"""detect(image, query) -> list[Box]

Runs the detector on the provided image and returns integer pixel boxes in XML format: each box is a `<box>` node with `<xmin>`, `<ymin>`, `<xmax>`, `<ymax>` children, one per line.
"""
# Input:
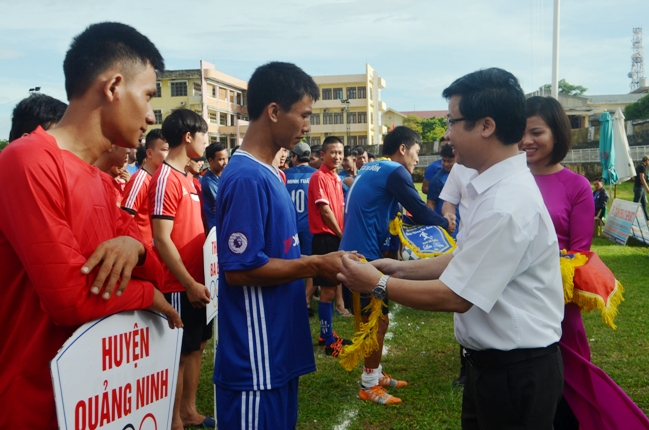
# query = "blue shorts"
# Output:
<box><xmin>298</xmin><ymin>230</ymin><xmax>313</xmax><ymax>256</ymax></box>
<box><xmin>216</xmin><ymin>377</ymin><xmax>299</xmax><ymax>430</ymax></box>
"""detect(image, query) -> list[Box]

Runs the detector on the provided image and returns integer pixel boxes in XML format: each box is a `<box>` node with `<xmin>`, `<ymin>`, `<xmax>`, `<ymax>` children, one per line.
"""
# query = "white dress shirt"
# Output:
<box><xmin>439</xmin><ymin>153</ymin><xmax>563</xmax><ymax>351</ymax></box>
<box><xmin>438</xmin><ymin>163</ymin><xmax>478</xmax><ymax>231</ymax></box>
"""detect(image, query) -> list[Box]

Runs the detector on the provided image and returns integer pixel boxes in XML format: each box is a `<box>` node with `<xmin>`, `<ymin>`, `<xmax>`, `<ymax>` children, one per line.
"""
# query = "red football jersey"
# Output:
<box><xmin>149</xmin><ymin>162</ymin><xmax>205</xmax><ymax>293</ymax></box>
<box><xmin>307</xmin><ymin>164</ymin><xmax>344</xmax><ymax>235</ymax></box>
<box><xmin>0</xmin><ymin>127</ymin><xmax>162</xmax><ymax>429</ymax></box>
<box><xmin>122</xmin><ymin>168</ymin><xmax>154</xmax><ymax>248</ymax></box>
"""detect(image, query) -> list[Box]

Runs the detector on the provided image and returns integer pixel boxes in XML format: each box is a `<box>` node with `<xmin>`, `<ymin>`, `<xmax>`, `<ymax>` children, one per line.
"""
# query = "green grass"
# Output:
<box><xmin>190</xmin><ymin>179</ymin><xmax>648</xmax><ymax>429</ymax></box>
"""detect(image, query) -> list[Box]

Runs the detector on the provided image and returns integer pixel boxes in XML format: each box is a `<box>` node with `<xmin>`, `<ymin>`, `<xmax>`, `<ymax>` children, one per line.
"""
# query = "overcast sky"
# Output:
<box><xmin>1</xmin><ymin>0</ymin><xmax>648</xmax><ymax>139</ymax></box>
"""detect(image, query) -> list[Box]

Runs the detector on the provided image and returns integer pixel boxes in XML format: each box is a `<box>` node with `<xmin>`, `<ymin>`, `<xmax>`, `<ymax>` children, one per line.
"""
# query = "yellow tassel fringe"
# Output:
<box><xmin>339</xmin><ymin>294</ymin><xmax>387</xmax><ymax>371</ymax></box>
<box><xmin>388</xmin><ymin>213</ymin><xmax>456</xmax><ymax>259</ymax></box>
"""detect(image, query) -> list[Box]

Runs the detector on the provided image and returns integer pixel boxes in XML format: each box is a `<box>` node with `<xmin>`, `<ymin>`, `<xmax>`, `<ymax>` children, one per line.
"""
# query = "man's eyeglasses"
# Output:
<box><xmin>446</xmin><ymin>117</ymin><xmax>467</xmax><ymax>128</ymax></box>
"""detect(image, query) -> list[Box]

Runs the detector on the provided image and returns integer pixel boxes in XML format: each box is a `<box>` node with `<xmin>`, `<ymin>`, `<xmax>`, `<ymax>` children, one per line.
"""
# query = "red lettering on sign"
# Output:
<box><xmin>101</xmin><ymin>327</ymin><xmax>150</xmax><ymax>371</ymax></box>
<box><xmin>212</xmin><ymin>240</ymin><xmax>216</xmax><ymax>255</ymax></box>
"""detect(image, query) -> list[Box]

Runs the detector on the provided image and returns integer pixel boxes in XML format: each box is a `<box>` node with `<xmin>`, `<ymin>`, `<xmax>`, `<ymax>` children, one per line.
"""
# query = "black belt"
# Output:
<box><xmin>462</xmin><ymin>343</ymin><xmax>559</xmax><ymax>369</ymax></box>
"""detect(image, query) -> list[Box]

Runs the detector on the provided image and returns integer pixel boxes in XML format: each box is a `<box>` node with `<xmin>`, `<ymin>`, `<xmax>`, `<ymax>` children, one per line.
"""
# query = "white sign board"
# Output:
<box><xmin>603</xmin><ymin>198</ymin><xmax>649</xmax><ymax>245</ymax></box>
<box><xmin>51</xmin><ymin>310</ymin><xmax>182</xmax><ymax>430</ymax></box>
<box><xmin>204</xmin><ymin>227</ymin><xmax>218</xmax><ymax>324</ymax></box>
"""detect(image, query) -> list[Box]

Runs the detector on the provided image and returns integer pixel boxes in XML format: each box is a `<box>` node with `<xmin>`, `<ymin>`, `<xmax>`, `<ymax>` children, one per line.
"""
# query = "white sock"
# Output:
<box><xmin>361</xmin><ymin>364</ymin><xmax>383</xmax><ymax>389</ymax></box>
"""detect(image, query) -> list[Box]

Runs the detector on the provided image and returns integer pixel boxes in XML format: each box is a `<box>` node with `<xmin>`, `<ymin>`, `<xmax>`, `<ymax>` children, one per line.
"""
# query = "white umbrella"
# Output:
<box><xmin>612</xmin><ymin>107</ymin><xmax>636</xmax><ymax>184</ymax></box>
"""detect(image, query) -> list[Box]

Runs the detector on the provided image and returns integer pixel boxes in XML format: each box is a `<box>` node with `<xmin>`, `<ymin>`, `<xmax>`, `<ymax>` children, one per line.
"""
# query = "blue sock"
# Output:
<box><xmin>319</xmin><ymin>301</ymin><xmax>335</xmax><ymax>346</ymax></box>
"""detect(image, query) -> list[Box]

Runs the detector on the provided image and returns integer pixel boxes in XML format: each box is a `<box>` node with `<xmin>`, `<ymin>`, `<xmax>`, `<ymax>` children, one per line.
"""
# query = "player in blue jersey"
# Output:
<box><xmin>284</xmin><ymin>141</ymin><xmax>318</xmax><ymax>317</ymax></box>
<box><xmin>213</xmin><ymin>62</ymin><xmax>345</xmax><ymax>430</ymax></box>
<box><xmin>339</xmin><ymin>125</ymin><xmax>454</xmax><ymax>405</ymax></box>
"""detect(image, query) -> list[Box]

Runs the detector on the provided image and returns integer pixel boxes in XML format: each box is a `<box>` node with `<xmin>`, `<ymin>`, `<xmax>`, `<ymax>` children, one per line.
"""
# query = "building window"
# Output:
<box><xmin>357</xmin><ymin>86</ymin><xmax>366</xmax><ymax>99</ymax></box>
<box><xmin>333</xmin><ymin>88</ymin><xmax>343</xmax><ymax>99</ymax></box>
<box><xmin>208</xmin><ymin>111</ymin><xmax>218</xmax><ymax>124</ymax></box>
<box><xmin>310</xmin><ymin>137</ymin><xmax>321</xmax><ymax>146</ymax></box>
<box><xmin>220</xmin><ymin>112</ymin><xmax>227</xmax><ymax>125</ymax></box>
<box><xmin>193</xmin><ymin>81</ymin><xmax>202</xmax><ymax>96</ymax></box>
<box><xmin>323</xmin><ymin>112</ymin><xmax>333</xmax><ymax>125</ymax></box>
<box><xmin>153</xmin><ymin>110</ymin><xmax>162</xmax><ymax>124</ymax></box>
<box><xmin>170</xmin><ymin>81</ymin><xmax>187</xmax><ymax>97</ymax></box>
<box><xmin>230</xmin><ymin>114</ymin><xmax>236</xmax><ymax>125</ymax></box>
<box><xmin>154</xmin><ymin>82</ymin><xmax>161</xmax><ymax>97</ymax></box>
<box><xmin>219</xmin><ymin>136</ymin><xmax>228</xmax><ymax>145</ymax></box>
<box><xmin>358</xmin><ymin>112</ymin><xmax>367</xmax><ymax>124</ymax></box>
<box><xmin>333</xmin><ymin>112</ymin><xmax>344</xmax><ymax>124</ymax></box>
<box><xmin>348</xmin><ymin>136</ymin><xmax>357</xmax><ymax>145</ymax></box>
<box><xmin>359</xmin><ymin>135</ymin><xmax>367</xmax><ymax>146</ymax></box>
<box><xmin>209</xmin><ymin>134</ymin><xmax>218</xmax><ymax>143</ymax></box>
<box><xmin>310</xmin><ymin>114</ymin><xmax>320</xmax><ymax>125</ymax></box>
<box><xmin>211</xmin><ymin>85</ymin><xmax>217</xmax><ymax>98</ymax></box>
<box><xmin>322</xmin><ymin>88</ymin><xmax>332</xmax><ymax>100</ymax></box>
<box><xmin>346</xmin><ymin>87</ymin><xmax>356</xmax><ymax>99</ymax></box>
<box><xmin>237</xmin><ymin>93</ymin><xmax>243</xmax><ymax>106</ymax></box>
<box><xmin>219</xmin><ymin>88</ymin><xmax>227</xmax><ymax>101</ymax></box>
<box><xmin>348</xmin><ymin>112</ymin><xmax>357</xmax><ymax>124</ymax></box>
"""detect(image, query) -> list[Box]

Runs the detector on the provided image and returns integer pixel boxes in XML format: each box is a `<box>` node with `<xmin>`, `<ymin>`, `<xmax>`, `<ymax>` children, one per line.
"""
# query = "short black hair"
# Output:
<box><xmin>440</xmin><ymin>144</ymin><xmax>455</xmax><ymax>158</ymax></box>
<box><xmin>353</xmin><ymin>145</ymin><xmax>366</xmax><ymax>156</ymax></box>
<box><xmin>206</xmin><ymin>142</ymin><xmax>227</xmax><ymax>161</ymax></box>
<box><xmin>310</xmin><ymin>145</ymin><xmax>322</xmax><ymax>158</ymax></box>
<box><xmin>63</xmin><ymin>22</ymin><xmax>164</xmax><ymax>100</ymax></box>
<box><xmin>145</xmin><ymin>128</ymin><xmax>164</xmax><ymax>150</ymax></box>
<box><xmin>382</xmin><ymin>126</ymin><xmax>421</xmax><ymax>156</ymax></box>
<box><xmin>247</xmin><ymin>62</ymin><xmax>319</xmax><ymax>121</ymax></box>
<box><xmin>161</xmin><ymin>109</ymin><xmax>208</xmax><ymax>148</ymax></box>
<box><xmin>442</xmin><ymin>68</ymin><xmax>526</xmax><ymax>145</ymax></box>
<box><xmin>135</xmin><ymin>145</ymin><xmax>147</xmax><ymax>165</ymax></box>
<box><xmin>593</xmin><ymin>176</ymin><xmax>605</xmax><ymax>183</ymax></box>
<box><xmin>344</xmin><ymin>146</ymin><xmax>353</xmax><ymax>157</ymax></box>
<box><xmin>9</xmin><ymin>93</ymin><xmax>67</xmax><ymax>141</ymax></box>
<box><xmin>322</xmin><ymin>136</ymin><xmax>343</xmax><ymax>153</ymax></box>
<box><xmin>525</xmin><ymin>96</ymin><xmax>572</xmax><ymax>165</ymax></box>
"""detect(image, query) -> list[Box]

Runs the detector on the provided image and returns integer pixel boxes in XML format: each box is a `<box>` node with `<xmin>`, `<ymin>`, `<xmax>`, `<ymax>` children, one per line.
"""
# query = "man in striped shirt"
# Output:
<box><xmin>121</xmin><ymin>128</ymin><xmax>169</xmax><ymax>248</ymax></box>
<box><xmin>148</xmin><ymin>109</ymin><xmax>213</xmax><ymax>430</ymax></box>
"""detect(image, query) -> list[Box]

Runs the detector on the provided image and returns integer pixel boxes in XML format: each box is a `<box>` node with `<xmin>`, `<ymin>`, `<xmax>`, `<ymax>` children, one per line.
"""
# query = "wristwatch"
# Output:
<box><xmin>373</xmin><ymin>274</ymin><xmax>390</xmax><ymax>300</ymax></box>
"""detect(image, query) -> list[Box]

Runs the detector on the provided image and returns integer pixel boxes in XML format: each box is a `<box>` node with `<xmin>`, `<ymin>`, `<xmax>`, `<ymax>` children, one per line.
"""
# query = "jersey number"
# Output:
<box><xmin>291</xmin><ymin>189</ymin><xmax>306</xmax><ymax>213</ymax></box>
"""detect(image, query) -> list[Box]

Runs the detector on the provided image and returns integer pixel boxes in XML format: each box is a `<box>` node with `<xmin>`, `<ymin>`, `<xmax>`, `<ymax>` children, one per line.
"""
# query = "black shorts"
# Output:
<box><xmin>311</xmin><ymin>233</ymin><xmax>340</xmax><ymax>287</ymax></box>
<box><xmin>165</xmin><ymin>291</ymin><xmax>213</xmax><ymax>353</ymax></box>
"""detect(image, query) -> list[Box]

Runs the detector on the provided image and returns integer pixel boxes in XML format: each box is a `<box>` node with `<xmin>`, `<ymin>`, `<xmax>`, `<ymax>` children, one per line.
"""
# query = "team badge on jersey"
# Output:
<box><xmin>228</xmin><ymin>232</ymin><xmax>248</xmax><ymax>254</ymax></box>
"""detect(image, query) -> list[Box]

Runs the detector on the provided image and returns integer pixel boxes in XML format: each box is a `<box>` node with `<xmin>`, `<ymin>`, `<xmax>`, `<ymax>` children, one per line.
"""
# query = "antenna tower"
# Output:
<box><xmin>629</xmin><ymin>27</ymin><xmax>645</xmax><ymax>91</ymax></box>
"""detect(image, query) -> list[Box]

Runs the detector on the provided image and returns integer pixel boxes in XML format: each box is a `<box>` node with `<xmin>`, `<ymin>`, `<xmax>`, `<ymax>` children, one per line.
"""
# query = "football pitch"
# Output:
<box><xmin>192</xmin><ymin>181</ymin><xmax>649</xmax><ymax>429</ymax></box>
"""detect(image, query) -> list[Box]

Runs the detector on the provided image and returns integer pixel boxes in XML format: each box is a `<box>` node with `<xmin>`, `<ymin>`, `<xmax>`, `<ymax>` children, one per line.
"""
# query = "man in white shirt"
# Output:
<box><xmin>338</xmin><ymin>67</ymin><xmax>564</xmax><ymax>429</ymax></box>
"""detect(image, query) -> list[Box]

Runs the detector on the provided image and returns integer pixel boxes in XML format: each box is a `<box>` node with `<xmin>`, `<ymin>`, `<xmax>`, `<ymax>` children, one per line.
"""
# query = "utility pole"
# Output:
<box><xmin>551</xmin><ymin>0</ymin><xmax>560</xmax><ymax>99</ymax></box>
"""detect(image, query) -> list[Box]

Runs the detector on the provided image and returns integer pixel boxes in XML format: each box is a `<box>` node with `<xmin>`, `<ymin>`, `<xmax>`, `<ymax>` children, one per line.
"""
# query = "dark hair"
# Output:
<box><xmin>382</xmin><ymin>126</ymin><xmax>421</xmax><ymax>156</ymax></box>
<box><xmin>310</xmin><ymin>145</ymin><xmax>322</xmax><ymax>158</ymax></box>
<box><xmin>442</xmin><ymin>68</ymin><xmax>526</xmax><ymax>145</ymax></box>
<box><xmin>145</xmin><ymin>128</ymin><xmax>164</xmax><ymax>150</ymax></box>
<box><xmin>135</xmin><ymin>145</ymin><xmax>147</xmax><ymax>165</ymax></box>
<box><xmin>231</xmin><ymin>145</ymin><xmax>240</xmax><ymax>156</ymax></box>
<box><xmin>642</xmin><ymin>156</ymin><xmax>649</xmax><ymax>162</ymax></box>
<box><xmin>9</xmin><ymin>93</ymin><xmax>67</xmax><ymax>141</ymax></box>
<box><xmin>353</xmin><ymin>145</ymin><xmax>366</xmax><ymax>156</ymax></box>
<box><xmin>322</xmin><ymin>136</ymin><xmax>343</xmax><ymax>153</ymax></box>
<box><xmin>440</xmin><ymin>144</ymin><xmax>455</xmax><ymax>158</ymax></box>
<box><xmin>593</xmin><ymin>176</ymin><xmax>605</xmax><ymax>183</ymax></box>
<box><xmin>247</xmin><ymin>62</ymin><xmax>319</xmax><ymax>121</ymax></box>
<box><xmin>344</xmin><ymin>145</ymin><xmax>353</xmax><ymax>157</ymax></box>
<box><xmin>206</xmin><ymin>142</ymin><xmax>227</xmax><ymax>160</ymax></box>
<box><xmin>161</xmin><ymin>109</ymin><xmax>208</xmax><ymax>148</ymax></box>
<box><xmin>367</xmin><ymin>153</ymin><xmax>376</xmax><ymax>160</ymax></box>
<box><xmin>63</xmin><ymin>22</ymin><xmax>164</xmax><ymax>100</ymax></box>
<box><xmin>525</xmin><ymin>96</ymin><xmax>572</xmax><ymax>165</ymax></box>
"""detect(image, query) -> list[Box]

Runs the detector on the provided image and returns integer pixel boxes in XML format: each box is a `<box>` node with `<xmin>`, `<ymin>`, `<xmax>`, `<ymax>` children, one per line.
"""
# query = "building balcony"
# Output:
<box><xmin>314</xmin><ymin>98</ymin><xmax>367</xmax><ymax>110</ymax></box>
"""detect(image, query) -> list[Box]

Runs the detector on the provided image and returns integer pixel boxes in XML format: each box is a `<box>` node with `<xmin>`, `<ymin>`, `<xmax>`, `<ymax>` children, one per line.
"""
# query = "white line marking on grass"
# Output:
<box><xmin>333</xmin><ymin>409</ymin><xmax>358</xmax><ymax>430</ymax></box>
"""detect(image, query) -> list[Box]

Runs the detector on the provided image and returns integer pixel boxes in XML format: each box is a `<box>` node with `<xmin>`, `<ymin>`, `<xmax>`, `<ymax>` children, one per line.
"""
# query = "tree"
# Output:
<box><xmin>0</xmin><ymin>139</ymin><xmax>8</xmax><ymax>152</ymax></box>
<box><xmin>402</xmin><ymin>114</ymin><xmax>422</xmax><ymax>134</ymax></box>
<box><xmin>624</xmin><ymin>93</ymin><xmax>649</xmax><ymax>121</ymax></box>
<box><xmin>540</xmin><ymin>79</ymin><xmax>588</xmax><ymax>96</ymax></box>
<box><xmin>420</xmin><ymin>117</ymin><xmax>447</xmax><ymax>142</ymax></box>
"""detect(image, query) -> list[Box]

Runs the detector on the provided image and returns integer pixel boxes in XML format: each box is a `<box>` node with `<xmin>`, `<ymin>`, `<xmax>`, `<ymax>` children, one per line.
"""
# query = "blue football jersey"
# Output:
<box><xmin>340</xmin><ymin>160</ymin><xmax>447</xmax><ymax>260</ymax></box>
<box><xmin>213</xmin><ymin>151</ymin><xmax>316</xmax><ymax>391</ymax></box>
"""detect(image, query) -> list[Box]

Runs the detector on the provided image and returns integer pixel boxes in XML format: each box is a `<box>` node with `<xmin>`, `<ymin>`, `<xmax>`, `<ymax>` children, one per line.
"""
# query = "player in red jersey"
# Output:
<box><xmin>122</xmin><ymin>129</ymin><xmax>169</xmax><ymax>247</ymax></box>
<box><xmin>149</xmin><ymin>108</ymin><xmax>213</xmax><ymax>430</ymax></box>
<box><xmin>0</xmin><ymin>22</ymin><xmax>182</xmax><ymax>430</ymax></box>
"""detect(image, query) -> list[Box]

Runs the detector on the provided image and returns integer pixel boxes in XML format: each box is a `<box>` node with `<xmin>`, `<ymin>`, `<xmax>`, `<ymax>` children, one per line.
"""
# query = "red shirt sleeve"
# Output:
<box><xmin>0</xmin><ymin>136</ymin><xmax>155</xmax><ymax>327</ymax></box>
<box><xmin>122</xmin><ymin>170</ymin><xmax>146</xmax><ymax>214</ymax></box>
<box><xmin>151</xmin><ymin>165</ymin><xmax>181</xmax><ymax>219</ymax></box>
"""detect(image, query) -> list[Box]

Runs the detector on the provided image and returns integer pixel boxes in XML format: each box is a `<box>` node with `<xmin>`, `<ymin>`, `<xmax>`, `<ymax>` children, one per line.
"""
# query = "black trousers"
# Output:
<box><xmin>461</xmin><ymin>344</ymin><xmax>564</xmax><ymax>430</ymax></box>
